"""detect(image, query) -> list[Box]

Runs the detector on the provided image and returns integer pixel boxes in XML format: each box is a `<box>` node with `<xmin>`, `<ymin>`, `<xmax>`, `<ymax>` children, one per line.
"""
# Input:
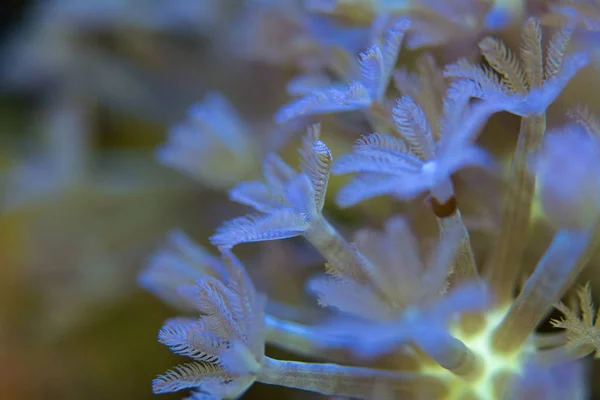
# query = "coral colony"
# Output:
<box><xmin>138</xmin><ymin>1</ymin><xmax>600</xmax><ymax>399</ymax></box>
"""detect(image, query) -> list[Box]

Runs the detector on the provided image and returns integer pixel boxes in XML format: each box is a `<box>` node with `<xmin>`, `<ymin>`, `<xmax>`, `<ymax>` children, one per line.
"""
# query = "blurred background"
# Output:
<box><xmin>1</xmin><ymin>1</ymin><xmax>600</xmax><ymax>399</ymax></box>
<box><xmin>0</xmin><ymin>1</ymin><xmax>301</xmax><ymax>399</ymax></box>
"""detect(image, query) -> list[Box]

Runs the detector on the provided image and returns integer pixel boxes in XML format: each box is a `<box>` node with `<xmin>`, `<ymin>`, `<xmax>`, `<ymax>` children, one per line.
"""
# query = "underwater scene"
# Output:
<box><xmin>2</xmin><ymin>1</ymin><xmax>600</xmax><ymax>399</ymax></box>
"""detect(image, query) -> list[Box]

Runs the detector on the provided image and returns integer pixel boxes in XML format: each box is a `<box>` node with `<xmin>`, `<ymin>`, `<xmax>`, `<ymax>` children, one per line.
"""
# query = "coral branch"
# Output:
<box><xmin>485</xmin><ymin>114</ymin><xmax>546</xmax><ymax>304</ymax></box>
<box><xmin>258</xmin><ymin>356</ymin><xmax>447</xmax><ymax>399</ymax></box>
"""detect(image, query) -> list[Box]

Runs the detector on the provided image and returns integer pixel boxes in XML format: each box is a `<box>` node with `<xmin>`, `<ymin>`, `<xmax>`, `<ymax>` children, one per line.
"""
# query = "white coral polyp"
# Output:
<box><xmin>533</xmin><ymin>125</ymin><xmax>600</xmax><ymax>230</ymax></box>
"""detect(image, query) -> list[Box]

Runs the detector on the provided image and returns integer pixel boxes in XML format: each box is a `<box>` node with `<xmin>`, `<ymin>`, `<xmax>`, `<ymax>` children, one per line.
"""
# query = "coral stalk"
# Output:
<box><xmin>264</xmin><ymin>314</ymin><xmax>351</xmax><ymax>362</ymax></box>
<box><xmin>492</xmin><ymin>228</ymin><xmax>591</xmax><ymax>353</ymax></box>
<box><xmin>485</xmin><ymin>114</ymin><xmax>547</xmax><ymax>303</ymax></box>
<box><xmin>257</xmin><ymin>356</ymin><xmax>446</xmax><ymax>398</ymax></box>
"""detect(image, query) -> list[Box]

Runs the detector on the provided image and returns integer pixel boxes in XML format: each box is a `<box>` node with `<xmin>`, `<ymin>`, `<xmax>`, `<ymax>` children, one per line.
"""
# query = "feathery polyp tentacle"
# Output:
<box><xmin>333</xmin><ymin>150</ymin><xmax>422</xmax><ymax>176</ymax></box>
<box><xmin>274</xmin><ymin>82</ymin><xmax>372</xmax><ymax>124</ymax></box>
<box><xmin>436</xmin><ymin>211</ymin><xmax>479</xmax><ymax>285</ymax></box>
<box><xmin>210</xmin><ymin>211</ymin><xmax>310</xmax><ymax>249</ymax></box>
<box><xmin>274</xmin><ymin>19</ymin><xmax>408</xmax><ymax>124</ymax></box>
<box><xmin>138</xmin><ymin>230</ymin><xmax>226</xmax><ymax>311</ymax></box>
<box><xmin>333</xmin><ymin>88</ymin><xmax>497</xmax><ymax>208</ymax></box>
<box><xmin>152</xmin><ymin>362</ymin><xmax>228</xmax><ymax>394</ymax></box>
<box><xmin>333</xmin><ymin>132</ymin><xmax>422</xmax><ymax>176</ymax></box>
<box><xmin>523</xmin><ymin>52</ymin><xmax>590</xmax><ymax>116</ymax></box>
<box><xmin>544</xmin><ymin>284</ymin><xmax>600</xmax><ymax>361</ymax></box>
<box><xmin>308</xmin><ymin>274</ymin><xmax>394</xmax><ymax>320</ymax></box>
<box><xmin>318</xmin><ymin>283</ymin><xmax>492</xmax><ymax>362</ymax></box>
<box><xmin>262</xmin><ymin>153</ymin><xmax>297</xmax><ymax>194</ymax></box>
<box><xmin>229</xmin><ymin>181</ymin><xmax>282</xmax><ymax>213</ymax></box>
<box><xmin>394</xmin><ymin>53</ymin><xmax>445</xmax><ymax>138</ymax></box>
<box><xmin>393</xmin><ymin>96</ymin><xmax>436</xmax><ymax>160</ymax></box>
<box><xmin>158</xmin><ymin>320</ymin><xmax>224</xmax><ymax>362</ymax></box>
<box><xmin>367</xmin><ymin>17</ymin><xmax>410</xmax><ymax>101</ymax></box>
<box><xmin>520</xmin><ymin>17</ymin><xmax>543</xmax><ymax>88</ymax></box>
<box><xmin>157</xmin><ymin>92</ymin><xmax>257</xmax><ymax>188</ymax></box>
<box><xmin>544</xmin><ymin>25</ymin><xmax>575</xmax><ymax>81</ymax></box>
<box><xmin>300</xmin><ymin>125</ymin><xmax>333</xmax><ymax>213</ymax></box>
<box><xmin>443</xmin><ymin>59</ymin><xmax>509</xmax><ymax>99</ymax></box>
<box><xmin>479</xmin><ymin>36</ymin><xmax>528</xmax><ymax>94</ymax></box>
<box><xmin>334</xmin><ymin>172</ymin><xmax>424</xmax><ymax>207</ymax></box>
<box><xmin>568</xmin><ymin>104</ymin><xmax>600</xmax><ymax>138</ymax></box>
<box><xmin>359</xmin><ymin>44</ymin><xmax>385</xmax><ymax>100</ymax></box>
<box><xmin>149</xmin><ymin>244</ymin><xmax>268</xmax><ymax>397</ymax></box>
<box><xmin>285</xmin><ymin>173</ymin><xmax>319</xmax><ymax>220</ymax></box>
<box><xmin>445</xmin><ymin>18</ymin><xmax>587</xmax><ymax>118</ymax></box>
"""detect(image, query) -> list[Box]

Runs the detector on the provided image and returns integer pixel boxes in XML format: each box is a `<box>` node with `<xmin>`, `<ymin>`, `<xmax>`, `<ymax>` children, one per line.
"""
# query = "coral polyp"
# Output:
<box><xmin>139</xmin><ymin>1</ymin><xmax>600</xmax><ymax>399</ymax></box>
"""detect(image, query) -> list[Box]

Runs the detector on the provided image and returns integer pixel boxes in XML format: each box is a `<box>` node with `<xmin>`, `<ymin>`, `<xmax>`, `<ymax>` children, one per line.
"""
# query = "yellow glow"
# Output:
<box><xmin>420</xmin><ymin>307</ymin><xmax>532</xmax><ymax>399</ymax></box>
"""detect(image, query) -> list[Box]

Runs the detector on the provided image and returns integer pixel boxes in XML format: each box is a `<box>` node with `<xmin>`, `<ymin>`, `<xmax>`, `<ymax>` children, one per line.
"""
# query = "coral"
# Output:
<box><xmin>140</xmin><ymin>2</ymin><xmax>600</xmax><ymax>399</ymax></box>
<box><xmin>156</xmin><ymin>93</ymin><xmax>261</xmax><ymax>189</ymax></box>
